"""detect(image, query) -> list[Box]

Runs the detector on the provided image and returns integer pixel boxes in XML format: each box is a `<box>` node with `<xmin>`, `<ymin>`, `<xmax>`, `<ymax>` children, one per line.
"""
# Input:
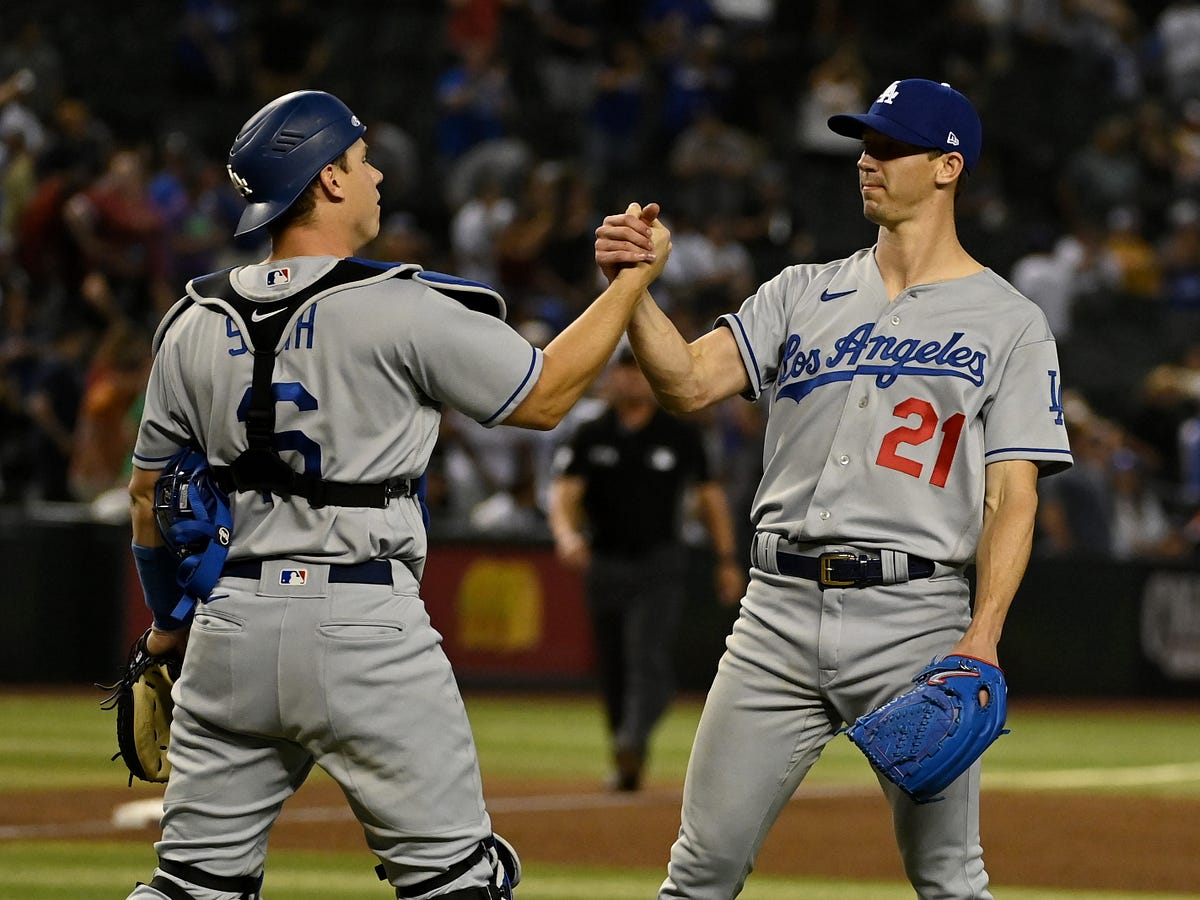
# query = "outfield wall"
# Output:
<box><xmin>2</xmin><ymin>515</ymin><xmax>1199</xmax><ymax>697</ymax></box>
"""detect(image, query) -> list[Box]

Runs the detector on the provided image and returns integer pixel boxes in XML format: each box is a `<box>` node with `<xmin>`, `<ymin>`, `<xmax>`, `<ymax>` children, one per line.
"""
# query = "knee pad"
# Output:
<box><xmin>386</xmin><ymin>834</ymin><xmax>520</xmax><ymax>899</ymax></box>
<box><xmin>142</xmin><ymin>858</ymin><xmax>264</xmax><ymax>900</ymax></box>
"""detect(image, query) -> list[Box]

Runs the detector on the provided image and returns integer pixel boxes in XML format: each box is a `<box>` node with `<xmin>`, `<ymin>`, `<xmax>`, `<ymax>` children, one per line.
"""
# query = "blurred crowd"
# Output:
<box><xmin>2</xmin><ymin>0</ymin><xmax>1200</xmax><ymax>561</ymax></box>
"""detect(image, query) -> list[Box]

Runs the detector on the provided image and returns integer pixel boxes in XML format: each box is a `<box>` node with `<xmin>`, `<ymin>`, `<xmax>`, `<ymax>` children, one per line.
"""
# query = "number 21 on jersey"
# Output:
<box><xmin>875</xmin><ymin>397</ymin><xmax>965</xmax><ymax>489</ymax></box>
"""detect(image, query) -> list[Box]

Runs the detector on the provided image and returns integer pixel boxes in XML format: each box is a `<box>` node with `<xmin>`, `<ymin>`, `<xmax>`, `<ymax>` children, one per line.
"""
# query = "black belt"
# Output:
<box><xmin>222</xmin><ymin>559</ymin><xmax>393</xmax><ymax>585</ymax></box>
<box><xmin>776</xmin><ymin>550</ymin><xmax>936</xmax><ymax>588</ymax></box>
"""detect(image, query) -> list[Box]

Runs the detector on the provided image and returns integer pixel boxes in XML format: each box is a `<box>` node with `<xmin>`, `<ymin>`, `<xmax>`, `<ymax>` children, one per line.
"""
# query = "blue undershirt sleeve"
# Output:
<box><xmin>132</xmin><ymin>542</ymin><xmax>192</xmax><ymax>630</ymax></box>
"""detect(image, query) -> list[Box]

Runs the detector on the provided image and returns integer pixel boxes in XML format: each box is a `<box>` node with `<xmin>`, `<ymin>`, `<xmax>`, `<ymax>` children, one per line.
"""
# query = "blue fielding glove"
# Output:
<box><xmin>846</xmin><ymin>654</ymin><xmax>1008</xmax><ymax>803</ymax></box>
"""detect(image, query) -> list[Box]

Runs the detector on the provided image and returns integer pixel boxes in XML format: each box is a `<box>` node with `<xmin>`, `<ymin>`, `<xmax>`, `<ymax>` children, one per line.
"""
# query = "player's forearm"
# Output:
<box><xmin>626</xmin><ymin>292</ymin><xmax>717</xmax><ymax>414</ymax></box>
<box><xmin>129</xmin><ymin>466</ymin><xmax>163</xmax><ymax>547</ymax></box>
<box><xmin>964</xmin><ymin>462</ymin><xmax>1039</xmax><ymax>655</ymax></box>
<box><xmin>508</xmin><ymin>269</ymin><xmax>650</xmax><ymax>429</ymax></box>
<box><xmin>545</xmin><ymin>271</ymin><xmax>654</xmax><ymax>421</ymax></box>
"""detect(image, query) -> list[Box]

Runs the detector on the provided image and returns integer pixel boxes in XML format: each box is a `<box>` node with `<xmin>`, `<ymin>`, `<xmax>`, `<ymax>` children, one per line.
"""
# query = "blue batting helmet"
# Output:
<box><xmin>227</xmin><ymin>90</ymin><xmax>366</xmax><ymax>238</ymax></box>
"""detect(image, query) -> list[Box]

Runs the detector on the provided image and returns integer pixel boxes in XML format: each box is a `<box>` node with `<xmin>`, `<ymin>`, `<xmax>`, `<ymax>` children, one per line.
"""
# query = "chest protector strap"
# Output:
<box><xmin>193</xmin><ymin>259</ymin><xmax>415</xmax><ymax>508</ymax></box>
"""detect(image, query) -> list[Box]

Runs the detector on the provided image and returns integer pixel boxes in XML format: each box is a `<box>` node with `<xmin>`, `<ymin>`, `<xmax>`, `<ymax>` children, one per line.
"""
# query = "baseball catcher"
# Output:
<box><xmin>101</xmin><ymin>449</ymin><xmax>230</xmax><ymax>785</ymax></box>
<box><xmin>846</xmin><ymin>654</ymin><xmax>1008</xmax><ymax>803</ymax></box>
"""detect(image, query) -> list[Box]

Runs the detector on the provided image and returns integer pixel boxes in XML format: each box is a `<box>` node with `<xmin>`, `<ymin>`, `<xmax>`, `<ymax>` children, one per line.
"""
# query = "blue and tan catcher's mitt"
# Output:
<box><xmin>99</xmin><ymin>629</ymin><xmax>182</xmax><ymax>785</ymax></box>
<box><xmin>846</xmin><ymin>654</ymin><xmax>1008</xmax><ymax>803</ymax></box>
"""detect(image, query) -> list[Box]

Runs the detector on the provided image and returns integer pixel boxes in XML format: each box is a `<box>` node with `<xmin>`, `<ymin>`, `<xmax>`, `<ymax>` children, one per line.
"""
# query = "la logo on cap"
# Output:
<box><xmin>877</xmin><ymin>81</ymin><xmax>901</xmax><ymax>104</ymax></box>
<box><xmin>227</xmin><ymin>165</ymin><xmax>252</xmax><ymax>198</ymax></box>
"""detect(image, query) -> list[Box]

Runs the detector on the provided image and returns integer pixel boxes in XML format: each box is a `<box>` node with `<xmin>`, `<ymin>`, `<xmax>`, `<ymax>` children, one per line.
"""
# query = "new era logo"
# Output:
<box><xmin>280</xmin><ymin>569</ymin><xmax>308</xmax><ymax>585</ymax></box>
<box><xmin>946</xmin><ymin>131</ymin><xmax>960</xmax><ymax>147</ymax></box>
<box><xmin>266</xmin><ymin>267</ymin><xmax>290</xmax><ymax>286</ymax></box>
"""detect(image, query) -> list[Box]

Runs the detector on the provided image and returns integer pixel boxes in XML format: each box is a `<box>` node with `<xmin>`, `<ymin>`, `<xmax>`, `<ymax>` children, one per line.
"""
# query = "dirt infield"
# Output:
<box><xmin>5</xmin><ymin>778</ymin><xmax>1198</xmax><ymax>893</ymax></box>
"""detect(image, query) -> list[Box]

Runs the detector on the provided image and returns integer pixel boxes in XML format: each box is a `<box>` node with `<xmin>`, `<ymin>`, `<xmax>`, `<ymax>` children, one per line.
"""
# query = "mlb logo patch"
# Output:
<box><xmin>279</xmin><ymin>568</ymin><xmax>308</xmax><ymax>585</ymax></box>
<box><xmin>266</xmin><ymin>267</ymin><xmax>291</xmax><ymax>287</ymax></box>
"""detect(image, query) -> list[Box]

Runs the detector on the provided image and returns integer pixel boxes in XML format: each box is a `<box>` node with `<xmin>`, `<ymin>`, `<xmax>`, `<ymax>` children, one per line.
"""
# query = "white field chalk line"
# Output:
<box><xmin>2</xmin><ymin>763</ymin><xmax>1198</xmax><ymax>841</ymax></box>
<box><xmin>0</xmin><ymin>819</ymin><xmax>117</xmax><ymax>840</ymax></box>
<box><xmin>983</xmin><ymin>760</ymin><xmax>1200</xmax><ymax>790</ymax></box>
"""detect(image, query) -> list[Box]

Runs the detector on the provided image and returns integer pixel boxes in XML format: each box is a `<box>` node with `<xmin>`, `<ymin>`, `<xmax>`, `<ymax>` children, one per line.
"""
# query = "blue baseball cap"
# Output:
<box><xmin>828</xmin><ymin>78</ymin><xmax>982</xmax><ymax>173</ymax></box>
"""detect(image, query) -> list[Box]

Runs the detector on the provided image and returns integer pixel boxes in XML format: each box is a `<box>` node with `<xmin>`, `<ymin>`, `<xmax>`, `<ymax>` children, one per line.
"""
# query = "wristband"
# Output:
<box><xmin>132</xmin><ymin>542</ymin><xmax>192</xmax><ymax>630</ymax></box>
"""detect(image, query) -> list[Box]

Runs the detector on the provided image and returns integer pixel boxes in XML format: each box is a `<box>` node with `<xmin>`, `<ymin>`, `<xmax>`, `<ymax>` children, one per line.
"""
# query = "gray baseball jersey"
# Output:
<box><xmin>659</xmin><ymin>248</ymin><xmax>1073</xmax><ymax>900</ymax></box>
<box><xmin>718</xmin><ymin>247</ymin><xmax>1072</xmax><ymax>566</ymax></box>
<box><xmin>134</xmin><ymin>255</ymin><xmax>542</xmax><ymax>569</ymax></box>
<box><xmin>128</xmin><ymin>256</ymin><xmax>539</xmax><ymax>898</ymax></box>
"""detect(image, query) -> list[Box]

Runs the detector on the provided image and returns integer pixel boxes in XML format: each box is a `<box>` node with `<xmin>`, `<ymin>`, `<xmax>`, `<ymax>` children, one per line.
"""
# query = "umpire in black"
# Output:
<box><xmin>548</xmin><ymin>344</ymin><xmax>743</xmax><ymax>790</ymax></box>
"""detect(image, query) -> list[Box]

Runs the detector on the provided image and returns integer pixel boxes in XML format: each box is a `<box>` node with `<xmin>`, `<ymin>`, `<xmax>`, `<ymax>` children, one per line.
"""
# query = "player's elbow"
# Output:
<box><xmin>654</xmin><ymin>381</ymin><xmax>719</xmax><ymax>416</ymax></box>
<box><xmin>128</xmin><ymin>467</ymin><xmax>160</xmax><ymax>532</ymax></box>
<box><xmin>659</xmin><ymin>393</ymin><xmax>703</xmax><ymax>415</ymax></box>
<box><xmin>520</xmin><ymin>413</ymin><xmax>561</xmax><ymax>432</ymax></box>
<box><xmin>503</xmin><ymin>396</ymin><xmax>565</xmax><ymax>431</ymax></box>
<box><xmin>647</xmin><ymin>349</ymin><xmax>738</xmax><ymax>415</ymax></box>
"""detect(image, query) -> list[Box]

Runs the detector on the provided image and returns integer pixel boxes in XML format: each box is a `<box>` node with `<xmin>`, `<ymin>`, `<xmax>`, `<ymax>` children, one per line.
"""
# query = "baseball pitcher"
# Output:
<box><xmin>596</xmin><ymin>78</ymin><xmax>1072</xmax><ymax>899</ymax></box>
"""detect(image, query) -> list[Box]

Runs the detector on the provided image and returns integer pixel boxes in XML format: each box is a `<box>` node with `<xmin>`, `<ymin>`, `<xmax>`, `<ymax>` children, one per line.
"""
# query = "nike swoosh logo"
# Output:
<box><xmin>819</xmin><ymin>288</ymin><xmax>857</xmax><ymax>302</ymax></box>
<box><xmin>250</xmin><ymin>307</ymin><xmax>288</xmax><ymax>322</ymax></box>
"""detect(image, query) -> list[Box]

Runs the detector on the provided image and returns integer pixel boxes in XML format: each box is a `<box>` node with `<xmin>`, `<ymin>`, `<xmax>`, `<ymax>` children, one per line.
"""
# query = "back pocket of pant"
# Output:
<box><xmin>318</xmin><ymin>620</ymin><xmax>406</xmax><ymax>641</ymax></box>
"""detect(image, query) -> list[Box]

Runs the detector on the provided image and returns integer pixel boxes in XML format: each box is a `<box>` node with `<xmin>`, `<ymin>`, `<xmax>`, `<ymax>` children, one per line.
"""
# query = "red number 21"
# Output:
<box><xmin>875</xmin><ymin>397</ymin><xmax>966</xmax><ymax>489</ymax></box>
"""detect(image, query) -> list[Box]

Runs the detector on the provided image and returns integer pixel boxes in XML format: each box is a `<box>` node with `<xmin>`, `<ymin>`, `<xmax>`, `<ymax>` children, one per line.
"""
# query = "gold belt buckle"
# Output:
<box><xmin>818</xmin><ymin>552</ymin><xmax>859</xmax><ymax>587</ymax></box>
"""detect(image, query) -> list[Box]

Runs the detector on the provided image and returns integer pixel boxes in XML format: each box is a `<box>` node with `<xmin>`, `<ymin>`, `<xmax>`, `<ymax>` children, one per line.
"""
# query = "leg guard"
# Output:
<box><xmin>139</xmin><ymin>858</ymin><xmax>264</xmax><ymax>900</ymax></box>
<box><xmin>134</xmin><ymin>878</ymin><xmax>192</xmax><ymax>900</ymax></box>
<box><xmin>383</xmin><ymin>835</ymin><xmax>520</xmax><ymax>899</ymax></box>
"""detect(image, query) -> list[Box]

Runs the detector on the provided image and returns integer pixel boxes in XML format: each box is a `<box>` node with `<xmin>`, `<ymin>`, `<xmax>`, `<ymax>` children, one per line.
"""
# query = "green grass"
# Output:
<box><xmin>2</xmin><ymin>693</ymin><xmax>1199</xmax><ymax>795</ymax></box>
<box><xmin>2</xmin><ymin>692</ymin><xmax>1199</xmax><ymax>898</ymax></box>
<box><xmin>2</xmin><ymin>843</ymin><xmax>1198</xmax><ymax>900</ymax></box>
<box><xmin>0</xmin><ymin>693</ymin><xmax>131</xmax><ymax>790</ymax></box>
<box><xmin>976</xmin><ymin>705</ymin><xmax>1200</xmax><ymax>797</ymax></box>
<box><xmin>2</xmin><ymin>842</ymin><xmax>1200</xmax><ymax>900</ymax></box>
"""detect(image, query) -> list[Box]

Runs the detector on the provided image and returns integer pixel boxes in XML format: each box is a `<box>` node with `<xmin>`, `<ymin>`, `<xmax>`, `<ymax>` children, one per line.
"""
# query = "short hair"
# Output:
<box><xmin>926</xmin><ymin>148</ymin><xmax>967</xmax><ymax>197</ymax></box>
<box><xmin>266</xmin><ymin>150</ymin><xmax>351</xmax><ymax>241</ymax></box>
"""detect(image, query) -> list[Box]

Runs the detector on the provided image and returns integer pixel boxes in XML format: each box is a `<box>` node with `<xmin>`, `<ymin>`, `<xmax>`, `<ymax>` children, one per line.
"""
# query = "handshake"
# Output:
<box><xmin>595</xmin><ymin>201</ymin><xmax>673</xmax><ymax>287</ymax></box>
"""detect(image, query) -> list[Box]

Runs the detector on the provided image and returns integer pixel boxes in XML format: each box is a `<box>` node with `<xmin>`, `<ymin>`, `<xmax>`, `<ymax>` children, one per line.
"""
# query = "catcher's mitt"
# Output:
<box><xmin>845</xmin><ymin>654</ymin><xmax>1007</xmax><ymax>804</ymax></box>
<box><xmin>99</xmin><ymin>629</ymin><xmax>183</xmax><ymax>785</ymax></box>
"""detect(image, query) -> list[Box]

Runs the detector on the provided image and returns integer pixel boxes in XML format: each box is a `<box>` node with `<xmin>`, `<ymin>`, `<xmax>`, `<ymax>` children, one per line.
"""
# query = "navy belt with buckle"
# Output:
<box><xmin>222</xmin><ymin>559</ymin><xmax>393</xmax><ymax>585</ymax></box>
<box><xmin>776</xmin><ymin>550</ymin><xmax>936</xmax><ymax>588</ymax></box>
